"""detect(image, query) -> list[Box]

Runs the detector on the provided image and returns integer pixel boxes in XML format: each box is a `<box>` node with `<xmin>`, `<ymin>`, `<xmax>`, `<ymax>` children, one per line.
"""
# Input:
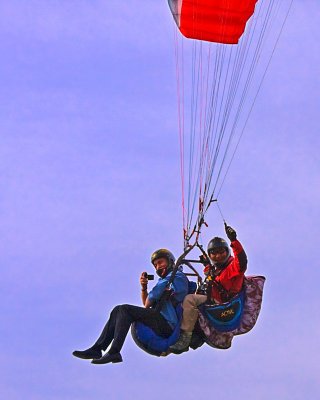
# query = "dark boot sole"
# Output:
<box><xmin>91</xmin><ymin>353</ymin><xmax>123</xmax><ymax>364</ymax></box>
<box><xmin>168</xmin><ymin>347</ymin><xmax>189</xmax><ymax>355</ymax></box>
<box><xmin>72</xmin><ymin>351</ymin><xmax>102</xmax><ymax>360</ymax></box>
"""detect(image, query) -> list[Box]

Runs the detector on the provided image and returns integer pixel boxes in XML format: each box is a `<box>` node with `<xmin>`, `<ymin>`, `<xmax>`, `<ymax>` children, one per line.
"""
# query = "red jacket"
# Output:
<box><xmin>203</xmin><ymin>240</ymin><xmax>247</xmax><ymax>303</ymax></box>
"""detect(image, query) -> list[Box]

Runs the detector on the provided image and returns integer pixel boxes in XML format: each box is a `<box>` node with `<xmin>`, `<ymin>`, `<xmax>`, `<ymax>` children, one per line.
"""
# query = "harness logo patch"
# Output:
<box><xmin>220</xmin><ymin>309</ymin><xmax>235</xmax><ymax>318</ymax></box>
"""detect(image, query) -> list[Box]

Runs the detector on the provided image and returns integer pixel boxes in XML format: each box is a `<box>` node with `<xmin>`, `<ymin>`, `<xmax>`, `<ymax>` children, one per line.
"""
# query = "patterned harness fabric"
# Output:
<box><xmin>198</xmin><ymin>276</ymin><xmax>266</xmax><ymax>349</ymax></box>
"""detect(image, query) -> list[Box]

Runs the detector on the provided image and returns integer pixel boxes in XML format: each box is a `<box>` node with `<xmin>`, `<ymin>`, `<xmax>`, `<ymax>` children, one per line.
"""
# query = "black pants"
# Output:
<box><xmin>93</xmin><ymin>304</ymin><xmax>173</xmax><ymax>354</ymax></box>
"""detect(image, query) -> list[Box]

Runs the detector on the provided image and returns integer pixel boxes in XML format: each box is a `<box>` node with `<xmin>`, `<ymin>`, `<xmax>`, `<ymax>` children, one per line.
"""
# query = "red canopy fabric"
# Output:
<box><xmin>169</xmin><ymin>0</ymin><xmax>259</xmax><ymax>44</ymax></box>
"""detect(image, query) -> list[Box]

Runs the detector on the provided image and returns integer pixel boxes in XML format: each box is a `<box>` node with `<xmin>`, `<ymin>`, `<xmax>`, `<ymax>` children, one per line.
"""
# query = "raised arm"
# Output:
<box><xmin>225</xmin><ymin>223</ymin><xmax>247</xmax><ymax>272</ymax></box>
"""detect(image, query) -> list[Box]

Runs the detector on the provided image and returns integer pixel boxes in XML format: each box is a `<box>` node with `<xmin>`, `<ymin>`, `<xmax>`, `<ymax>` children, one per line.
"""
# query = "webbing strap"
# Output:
<box><xmin>154</xmin><ymin>245</ymin><xmax>196</xmax><ymax>313</ymax></box>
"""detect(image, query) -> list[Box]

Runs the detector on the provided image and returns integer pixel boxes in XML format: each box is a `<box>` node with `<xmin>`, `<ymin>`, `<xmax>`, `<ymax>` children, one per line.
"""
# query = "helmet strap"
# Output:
<box><xmin>156</xmin><ymin>267</ymin><xmax>168</xmax><ymax>278</ymax></box>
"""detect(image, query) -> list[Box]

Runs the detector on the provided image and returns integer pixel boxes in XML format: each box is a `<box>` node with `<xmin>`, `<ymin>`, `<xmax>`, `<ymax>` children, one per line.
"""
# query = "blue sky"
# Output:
<box><xmin>1</xmin><ymin>1</ymin><xmax>319</xmax><ymax>399</ymax></box>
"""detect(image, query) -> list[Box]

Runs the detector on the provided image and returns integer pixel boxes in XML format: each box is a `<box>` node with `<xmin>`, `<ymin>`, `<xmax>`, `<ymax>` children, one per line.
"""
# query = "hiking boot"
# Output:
<box><xmin>169</xmin><ymin>331</ymin><xmax>192</xmax><ymax>354</ymax></box>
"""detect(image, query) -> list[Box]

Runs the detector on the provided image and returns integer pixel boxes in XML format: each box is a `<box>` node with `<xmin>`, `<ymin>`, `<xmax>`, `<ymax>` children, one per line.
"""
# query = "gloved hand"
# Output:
<box><xmin>224</xmin><ymin>223</ymin><xmax>237</xmax><ymax>241</ymax></box>
<box><xmin>199</xmin><ymin>254</ymin><xmax>210</xmax><ymax>266</ymax></box>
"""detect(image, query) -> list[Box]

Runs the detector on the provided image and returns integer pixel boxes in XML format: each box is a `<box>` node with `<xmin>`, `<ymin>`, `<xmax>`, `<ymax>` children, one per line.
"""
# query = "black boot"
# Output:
<box><xmin>91</xmin><ymin>352</ymin><xmax>123</xmax><ymax>364</ymax></box>
<box><xmin>72</xmin><ymin>346</ymin><xmax>102</xmax><ymax>360</ymax></box>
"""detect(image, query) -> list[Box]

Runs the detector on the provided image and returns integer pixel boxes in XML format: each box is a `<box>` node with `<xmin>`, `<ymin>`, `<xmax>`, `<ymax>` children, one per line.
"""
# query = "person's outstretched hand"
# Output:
<box><xmin>224</xmin><ymin>223</ymin><xmax>237</xmax><ymax>241</ymax></box>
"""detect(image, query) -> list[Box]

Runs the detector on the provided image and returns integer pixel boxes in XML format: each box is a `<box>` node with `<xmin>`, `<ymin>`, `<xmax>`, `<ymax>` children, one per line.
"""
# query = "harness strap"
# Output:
<box><xmin>212</xmin><ymin>280</ymin><xmax>234</xmax><ymax>302</ymax></box>
<box><xmin>154</xmin><ymin>245</ymin><xmax>195</xmax><ymax>313</ymax></box>
<box><xmin>206</xmin><ymin>263</ymin><xmax>235</xmax><ymax>303</ymax></box>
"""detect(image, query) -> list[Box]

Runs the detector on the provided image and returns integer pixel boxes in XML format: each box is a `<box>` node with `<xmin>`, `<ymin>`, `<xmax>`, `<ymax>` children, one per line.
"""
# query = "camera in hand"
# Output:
<box><xmin>144</xmin><ymin>273</ymin><xmax>154</xmax><ymax>280</ymax></box>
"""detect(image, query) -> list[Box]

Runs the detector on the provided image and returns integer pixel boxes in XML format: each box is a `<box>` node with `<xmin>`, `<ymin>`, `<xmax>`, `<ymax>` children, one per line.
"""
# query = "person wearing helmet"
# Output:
<box><xmin>73</xmin><ymin>249</ymin><xmax>188</xmax><ymax>364</ymax></box>
<box><xmin>169</xmin><ymin>224</ymin><xmax>247</xmax><ymax>353</ymax></box>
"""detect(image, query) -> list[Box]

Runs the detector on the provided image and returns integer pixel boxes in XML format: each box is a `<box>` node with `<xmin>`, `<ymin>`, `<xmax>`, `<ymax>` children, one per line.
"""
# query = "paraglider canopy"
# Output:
<box><xmin>168</xmin><ymin>0</ymin><xmax>259</xmax><ymax>44</ymax></box>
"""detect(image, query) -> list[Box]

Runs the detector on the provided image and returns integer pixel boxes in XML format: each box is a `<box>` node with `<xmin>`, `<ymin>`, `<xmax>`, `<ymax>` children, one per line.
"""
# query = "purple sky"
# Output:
<box><xmin>1</xmin><ymin>1</ymin><xmax>319</xmax><ymax>399</ymax></box>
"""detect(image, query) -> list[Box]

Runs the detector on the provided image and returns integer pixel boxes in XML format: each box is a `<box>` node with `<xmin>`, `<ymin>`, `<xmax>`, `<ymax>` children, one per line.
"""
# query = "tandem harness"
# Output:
<box><xmin>199</xmin><ymin>291</ymin><xmax>245</xmax><ymax>332</ymax></box>
<box><xmin>131</xmin><ymin>246</ymin><xmax>196</xmax><ymax>356</ymax></box>
<box><xmin>199</xmin><ymin>266</ymin><xmax>245</xmax><ymax>332</ymax></box>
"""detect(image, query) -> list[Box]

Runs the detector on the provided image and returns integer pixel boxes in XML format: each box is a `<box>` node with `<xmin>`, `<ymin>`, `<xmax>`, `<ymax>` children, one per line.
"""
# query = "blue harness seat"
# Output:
<box><xmin>131</xmin><ymin>305</ymin><xmax>183</xmax><ymax>356</ymax></box>
<box><xmin>199</xmin><ymin>291</ymin><xmax>245</xmax><ymax>332</ymax></box>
